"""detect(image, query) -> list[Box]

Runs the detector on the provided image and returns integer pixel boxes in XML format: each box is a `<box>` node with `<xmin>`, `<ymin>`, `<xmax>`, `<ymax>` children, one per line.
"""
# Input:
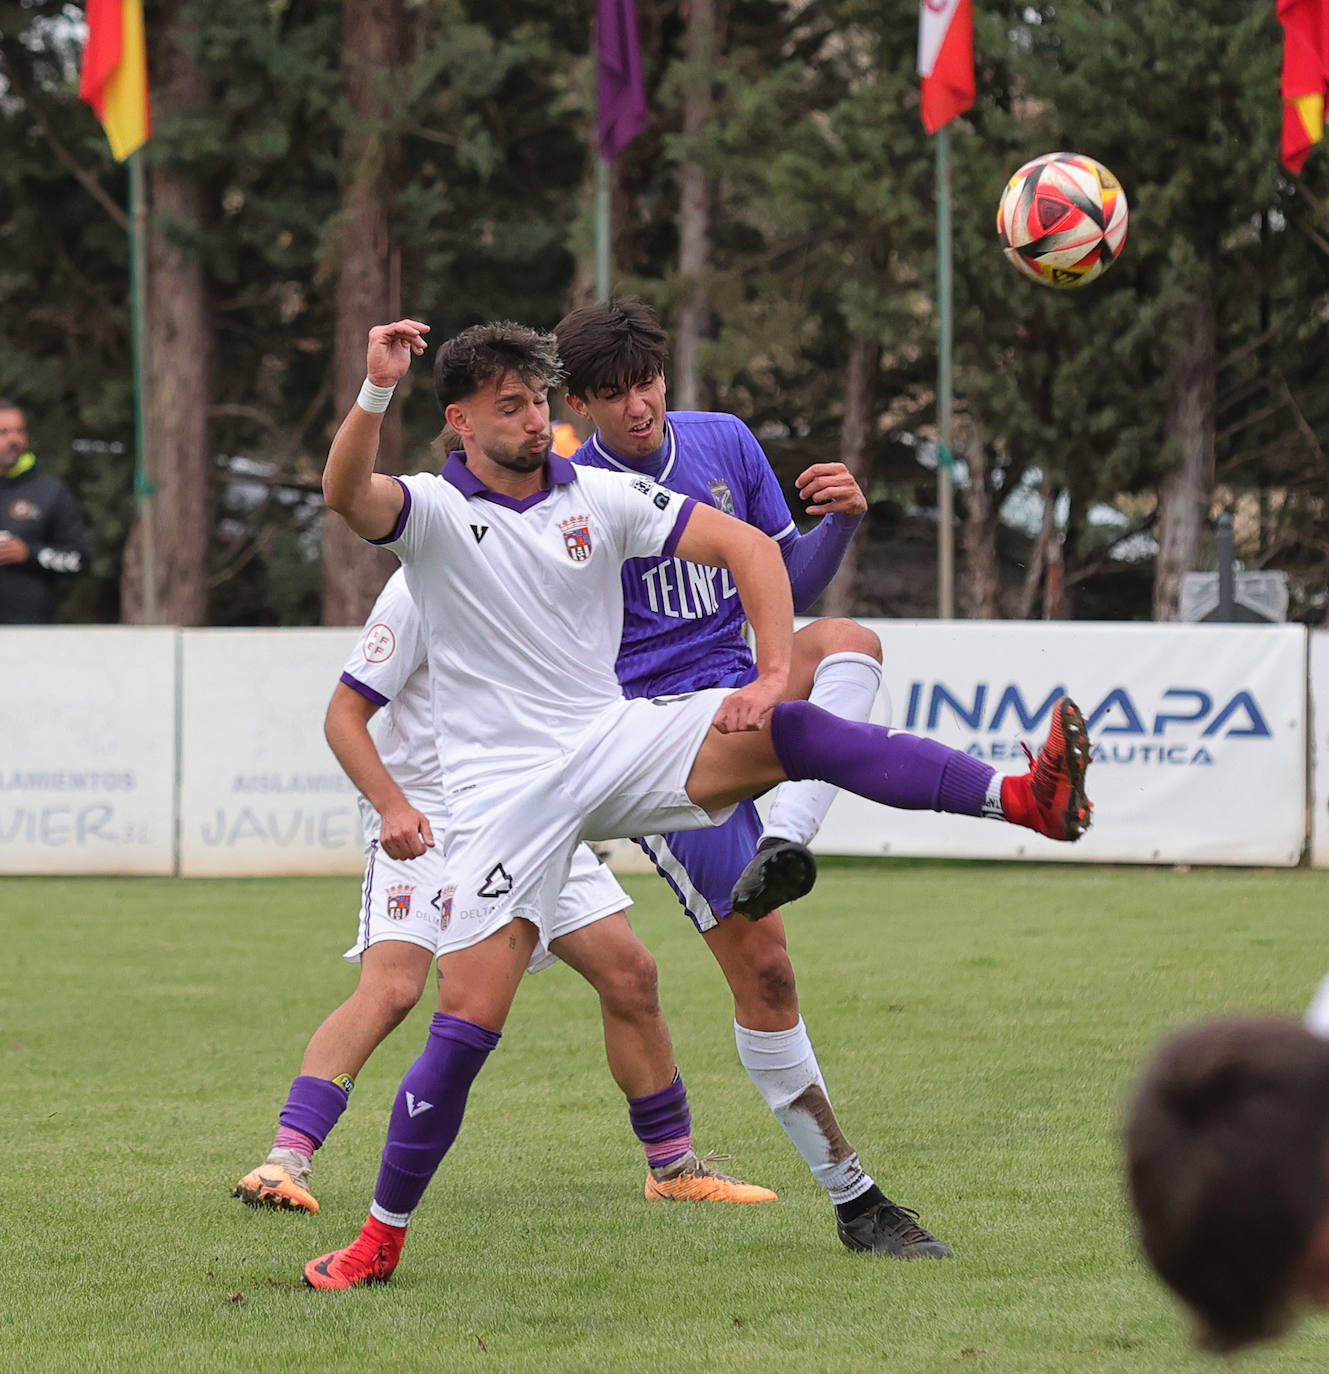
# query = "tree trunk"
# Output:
<box><xmin>1042</xmin><ymin>532</ymin><xmax>1065</xmax><ymax>619</ymax></box>
<box><xmin>959</xmin><ymin>420</ymin><xmax>1000</xmax><ymax>618</ymax></box>
<box><xmin>674</xmin><ymin>0</ymin><xmax>716</xmax><ymax>412</ymax></box>
<box><xmin>121</xmin><ymin>4</ymin><xmax>212</xmax><ymax>625</ymax></box>
<box><xmin>320</xmin><ymin>0</ymin><xmax>408</xmax><ymax>626</ymax></box>
<box><xmin>1153</xmin><ymin>269</ymin><xmax>1217</xmax><ymax>621</ymax></box>
<box><xmin>821</xmin><ymin>334</ymin><xmax>879</xmax><ymax>618</ymax></box>
<box><xmin>1015</xmin><ymin>474</ymin><xmax>1057</xmax><ymax>620</ymax></box>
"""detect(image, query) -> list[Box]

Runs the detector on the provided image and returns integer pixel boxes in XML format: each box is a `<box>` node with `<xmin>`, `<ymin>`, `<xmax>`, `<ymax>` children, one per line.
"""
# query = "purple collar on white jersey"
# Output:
<box><xmin>441</xmin><ymin>450</ymin><xmax>579</xmax><ymax>512</ymax></box>
<box><xmin>589</xmin><ymin>422</ymin><xmax>676</xmax><ymax>483</ymax></box>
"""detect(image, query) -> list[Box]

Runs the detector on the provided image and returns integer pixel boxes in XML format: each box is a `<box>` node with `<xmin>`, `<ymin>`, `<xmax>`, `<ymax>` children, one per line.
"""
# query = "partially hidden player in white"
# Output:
<box><xmin>235</xmin><ymin>568</ymin><xmax>777</xmax><ymax>1214</ymax></box>
<box><xmin>304</xmin><ymin>317</ymin><xmax>1092</xmax><ymax>1289</ymax></box>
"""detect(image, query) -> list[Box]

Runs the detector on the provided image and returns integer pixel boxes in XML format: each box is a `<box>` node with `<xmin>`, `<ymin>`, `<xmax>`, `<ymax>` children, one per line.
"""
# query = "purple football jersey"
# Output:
<box><xmin>572</xmin><ymin>411</ymin><xmax>797</xmax><ymax>697</ymax></box>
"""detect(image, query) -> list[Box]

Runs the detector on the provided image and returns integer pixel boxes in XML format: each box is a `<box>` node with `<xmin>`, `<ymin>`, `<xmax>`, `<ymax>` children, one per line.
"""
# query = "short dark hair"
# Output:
<box><xmin>432</xmin><ymin>322</ymin><xmax>563</xmax><ymax>413</ymax></box>
<box><xmin>1124</xmin><ymin>1016</ymin><xmax>1329</xmax><ymax>1351</ymax></box>
<box><xmin>0</xmin><ymin>398</ymin><xmax>22</xmax><ymax>415</ymax></box>
<box><xmin>553</xmin><ymin>297</ymin><xmax>669</xmax><ymax>400</ymax></box>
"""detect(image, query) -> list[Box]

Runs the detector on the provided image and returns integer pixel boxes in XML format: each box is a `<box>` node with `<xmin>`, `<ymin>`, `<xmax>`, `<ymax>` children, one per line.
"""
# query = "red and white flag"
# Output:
<box><xmin>918</xmin><ymin>0</ymin><xmax>975</xmax><ymax>134</ymax></box>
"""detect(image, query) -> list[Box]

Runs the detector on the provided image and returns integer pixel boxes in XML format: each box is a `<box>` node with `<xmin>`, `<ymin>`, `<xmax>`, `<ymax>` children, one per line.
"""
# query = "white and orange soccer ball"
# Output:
<box><xmin>995</xmin><ymin>152</ymin><xmax>1129</xmax><ymax>288</ymax></box>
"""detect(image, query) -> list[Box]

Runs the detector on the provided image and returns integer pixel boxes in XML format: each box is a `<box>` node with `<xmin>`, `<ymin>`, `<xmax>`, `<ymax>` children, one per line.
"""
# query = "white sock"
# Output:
<box><xmin>734</xmin><ymin>1018</ymin><xmax>874</xmax><ymax>1204</ymax></box>
<box><xmin>369</xmin><ymin>1200</ymin><xmax>412</xmax><ymax>1228</ymax></box>
<box><xmin>762</xmin><ymin>652</ymin><xmax>886</xmax><ymax>846</ymax></box>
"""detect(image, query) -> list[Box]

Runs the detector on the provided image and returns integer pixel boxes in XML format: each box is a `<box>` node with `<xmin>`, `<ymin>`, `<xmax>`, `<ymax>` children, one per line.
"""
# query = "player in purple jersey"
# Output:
<box><xmin>556</xmin><ymin>297</ymin><xmax>1090</xmax><ymax>1259</ymax></box>
<box><xmin>305</xmin><ymin>317</ymin><xmax>1091</xmax><ymax>1290</ymax></box>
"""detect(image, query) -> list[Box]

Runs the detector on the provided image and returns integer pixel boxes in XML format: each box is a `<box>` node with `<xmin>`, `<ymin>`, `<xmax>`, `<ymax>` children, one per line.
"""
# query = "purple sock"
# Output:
<box><xmin>628</xmin><ymin>1070</ymin><xmax>693</xmax><ymax>1169</ymax></box>
<box><xmin>276</xmin><ymin>1075</ymin><xmax>351</xmax><ymax>1152</ymax></box>
<box><xmin>770</xmin><ymin>700</ymin><xmax>995</xmax><ymax>816</ymax></box>
<box><xmin>372</xmin><ymin>1012</ymin><xmax>501</xmax><ymax>1219</ymax></box>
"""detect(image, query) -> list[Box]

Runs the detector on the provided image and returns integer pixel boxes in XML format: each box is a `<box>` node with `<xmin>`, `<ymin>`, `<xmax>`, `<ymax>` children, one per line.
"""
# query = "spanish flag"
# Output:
<box><xmin>1279</xmin><ymin>0</ymin><xmax>1329</xmax><ymax>173</ymax></box>
<box><xmin>79</xmin><ymin>0</ymin><xmax>152</xmax><ymax>161</ymax></box>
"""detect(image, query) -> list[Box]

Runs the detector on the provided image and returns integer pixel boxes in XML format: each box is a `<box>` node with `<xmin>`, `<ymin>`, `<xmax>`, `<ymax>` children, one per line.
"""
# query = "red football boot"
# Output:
<box><xmin>1000</xmin><ymin>696</ymin><xmax>1093</xmax><ymax>841</ymax></box>
<box><xmin>304</xmin><ymin>1216</ymin><xmax>405</xmax><ymax>1290</ymax></box>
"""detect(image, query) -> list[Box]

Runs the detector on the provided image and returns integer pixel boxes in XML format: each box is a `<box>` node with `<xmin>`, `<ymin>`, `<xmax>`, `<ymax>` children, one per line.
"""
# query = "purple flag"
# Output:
<box><xmin>597</xmin><ymin>0</ymin><xmax>646</xmax><ymax>161</ymax></box>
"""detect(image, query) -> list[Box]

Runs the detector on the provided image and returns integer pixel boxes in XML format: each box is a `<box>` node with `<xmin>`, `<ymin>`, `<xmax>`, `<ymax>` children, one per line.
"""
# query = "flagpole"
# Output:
<box><xmin>595</xmin><ymin>156</ymin><xmax>612</xmax><ymax>301</ymax></box>
<box><xmin>128</xmin><ymin>150</ymin><xmax>156</xmax><ymax>623</ymax></box>
<box><xmin>594</xmin><ymin>0</ymin><xmax>646</xmax><ymax>303</ymax></box>
<box><xmin>936</xmin><ymin>124</ymin><xmax>955</xmax><ymax>621</ymax></box>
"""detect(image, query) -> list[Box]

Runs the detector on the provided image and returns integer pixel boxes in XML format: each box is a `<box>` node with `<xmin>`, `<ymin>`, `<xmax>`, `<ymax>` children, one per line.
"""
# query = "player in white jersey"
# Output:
<box><xmin>304</xmin><ymin>317</ymin><xmax>1091</xmax><ymax>1289</ymax></box>
<box><xmin>235</xmin><ymin>567</ymin><xmax>776</xmax><ymax>1213</ymax></box>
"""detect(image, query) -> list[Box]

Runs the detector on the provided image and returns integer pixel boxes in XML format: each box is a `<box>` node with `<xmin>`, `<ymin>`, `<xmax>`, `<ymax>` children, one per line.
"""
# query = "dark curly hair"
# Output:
<box><xmin>432</xmin><ymin>322</ymin><xmax>564</xmax><ymax>413</ymax></box>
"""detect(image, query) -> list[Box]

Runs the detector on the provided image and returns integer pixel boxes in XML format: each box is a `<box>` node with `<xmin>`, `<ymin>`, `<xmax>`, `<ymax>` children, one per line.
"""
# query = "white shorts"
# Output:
<box><xmin>435</xmin><ymin>689</ymin><xmax>736</xmax><ymax>959</ymax></box>
<box><xmin>345</xmin><ymin>838</ymin><xmax>632</xmax><ymax>973</ymax></box>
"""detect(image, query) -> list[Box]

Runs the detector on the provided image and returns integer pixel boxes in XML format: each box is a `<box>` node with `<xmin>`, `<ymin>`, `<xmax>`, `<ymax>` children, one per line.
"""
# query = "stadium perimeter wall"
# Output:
<box><xmin>1</xmin><ymin>621</ymin><xmax>1321</xmax><ymax>877</ymax></box>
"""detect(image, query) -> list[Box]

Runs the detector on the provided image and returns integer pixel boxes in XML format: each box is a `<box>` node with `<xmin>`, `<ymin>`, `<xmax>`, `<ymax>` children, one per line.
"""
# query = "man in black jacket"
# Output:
<box><xmin>0</xmin><ymin>400</ymin><xmax>89</xmax><ymax>624</ymax></box>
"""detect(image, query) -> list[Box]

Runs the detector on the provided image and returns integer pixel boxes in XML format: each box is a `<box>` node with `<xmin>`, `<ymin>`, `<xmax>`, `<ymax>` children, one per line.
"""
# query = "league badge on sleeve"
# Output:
<box><xmin>629</xmin><ymin>477</ymin><xmax>672</xmax><ymax>510</ymax></box>
<box><xmin>363</xmin><ymin>622</ymin><xmax>397</xmax><ymax>662</ymax></box>
<box><xmin>559</xmin><ymin>516</ymin><xmax>593</xmax><ymax>563</ymax></box>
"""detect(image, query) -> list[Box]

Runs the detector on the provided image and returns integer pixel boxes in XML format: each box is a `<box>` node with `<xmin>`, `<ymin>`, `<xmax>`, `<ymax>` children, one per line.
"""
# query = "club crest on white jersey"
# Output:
<box><xmin>559</xmin><ymin>515</ymin><xmax>593</xmax><ymax>562</ymax></box>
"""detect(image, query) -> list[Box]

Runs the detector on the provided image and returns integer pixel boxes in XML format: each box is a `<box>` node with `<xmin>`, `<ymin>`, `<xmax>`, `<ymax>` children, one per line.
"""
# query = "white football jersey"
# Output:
<box><xmin>1307</xmin><ymin>969</ymin><xmax>1329</xmax><ymax>1039</ymax></box>
<box><xmin>338</xmin><ymin>568</ymin><xmax>446</xmax><ymax>836</ymax></box>
<box><xmin>382</xmin><ymin>454</ymin><xmax>695</xmax><ymax>791</ymax></box>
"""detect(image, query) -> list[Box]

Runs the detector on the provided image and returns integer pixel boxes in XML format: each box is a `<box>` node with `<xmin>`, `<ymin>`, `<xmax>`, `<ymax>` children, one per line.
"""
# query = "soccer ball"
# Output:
<box><xmin>995</xmin><ymin>152</ymin><xmax>1128</xmax><ymax>288</ymax></box>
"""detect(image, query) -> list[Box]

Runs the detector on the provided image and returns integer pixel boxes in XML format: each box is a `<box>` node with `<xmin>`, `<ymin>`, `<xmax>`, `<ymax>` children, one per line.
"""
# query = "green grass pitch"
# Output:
<box><xmin>6</xmin><ymin>860</ymin><xmax>1329</xmax><ymax>1372</ymax></box>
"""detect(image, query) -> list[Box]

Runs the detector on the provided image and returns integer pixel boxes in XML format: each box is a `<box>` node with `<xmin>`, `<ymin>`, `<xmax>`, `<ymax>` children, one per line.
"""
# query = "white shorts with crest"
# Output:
<box><xmin>435</xmin><ymin>689</ymin><xmax>736</xmax><ymax>960</ymax></box>
<box><xmin>344</xmin><ymin>838</ymin><xmax>631</xmax><ymax>973</ymax></box>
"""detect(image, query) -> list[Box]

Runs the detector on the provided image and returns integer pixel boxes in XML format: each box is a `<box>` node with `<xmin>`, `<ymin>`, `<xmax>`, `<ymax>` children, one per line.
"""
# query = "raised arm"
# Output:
<box><xmin>322</xmin><ymin>320</ymin><xmax>430</xmax><ymax>541</ymax></box>
<box><xmin>780</xmin><ymin>461</ymin><xmax>867</xmax><ymax>612</ymax></box>
<box><xmin>672</xmin><ymin>501</ymin><xmax>793</xmax><ymax>733</ymax></box>
<box><xmin>324</xmin><ymin>682</ymin><xmax>434</xmax><ymax>860</ymax></box>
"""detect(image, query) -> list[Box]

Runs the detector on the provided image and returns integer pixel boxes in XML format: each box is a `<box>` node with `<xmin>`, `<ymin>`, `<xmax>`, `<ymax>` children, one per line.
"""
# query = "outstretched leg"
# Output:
<box><xmin>688</xmin><ymin>694</ymin><xmax>1093</xmax><ymax>919</ymax></box>
<box><xmin>765</xmin><ymin>694</ymin><xmax>1092</xmax><ymax>842</ymax></box>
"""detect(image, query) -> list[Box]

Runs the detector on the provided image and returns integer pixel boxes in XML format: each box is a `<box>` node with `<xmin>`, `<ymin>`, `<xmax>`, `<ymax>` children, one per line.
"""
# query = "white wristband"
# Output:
<box><xmin>357</xmin><ymin>378</ymin><xmax>396</xmax><ymax>413</ymax></box>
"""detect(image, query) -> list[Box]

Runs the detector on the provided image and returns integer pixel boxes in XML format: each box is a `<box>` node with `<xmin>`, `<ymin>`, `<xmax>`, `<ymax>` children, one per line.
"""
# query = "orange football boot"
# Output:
<box><xmin>644</xmin><ymin>1151</ymin><xmax>778</xmax><ymax>1203</ymax></box>
<box><xmin>234</xmin><ymin>1148</ymin><xmax>319</xmax><ymax>1213</ymax></box>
